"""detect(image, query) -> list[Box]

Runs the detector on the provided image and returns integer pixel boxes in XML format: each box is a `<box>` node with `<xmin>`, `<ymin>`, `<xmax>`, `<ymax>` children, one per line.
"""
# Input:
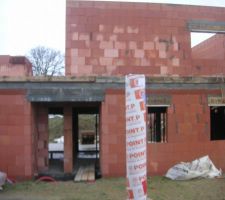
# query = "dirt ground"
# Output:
<box><xmin>0</xmin><ymin>176</ymin><xmax>225</xmax><ymax>200</ymax></box>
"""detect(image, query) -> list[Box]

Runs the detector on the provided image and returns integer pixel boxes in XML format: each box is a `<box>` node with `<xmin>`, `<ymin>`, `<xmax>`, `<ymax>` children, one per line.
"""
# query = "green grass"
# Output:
<box><xmin>1</xmin><ymin>177</ymin><xmax>225</xmax><ymax>200</ymax></box>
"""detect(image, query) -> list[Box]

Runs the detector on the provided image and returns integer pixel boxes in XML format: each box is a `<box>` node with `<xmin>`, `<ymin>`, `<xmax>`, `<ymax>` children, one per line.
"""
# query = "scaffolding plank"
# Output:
<box><xmin>74</xmin><ymin>167</ymin><xmax>84</xmax><ymax>182</ymax></box>
<box><xmin>87</xmin><ymin>164</ymin><xmax>95</xmax><ymax>182</ymax></box>
<box><xmin>74</xmin><ymin>164</ymin><xmax>95</xmax><ymax>182</ymax></box>
<box><xmin>81</xmin><ymin>166</ymin><xmax>89</xmax><ymax>181</ymax></box>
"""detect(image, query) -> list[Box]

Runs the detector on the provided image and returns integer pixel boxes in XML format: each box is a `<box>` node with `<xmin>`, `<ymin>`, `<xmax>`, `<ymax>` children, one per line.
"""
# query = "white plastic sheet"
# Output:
<box><xmin>0</xmin><ymin>171</ymin><xmax>7</xmax><ymax>190</ymax></box>
<box><xmin>165</xmin><ymin>156</ymin><xmax>222</xmax><ymax>180</ymax></box>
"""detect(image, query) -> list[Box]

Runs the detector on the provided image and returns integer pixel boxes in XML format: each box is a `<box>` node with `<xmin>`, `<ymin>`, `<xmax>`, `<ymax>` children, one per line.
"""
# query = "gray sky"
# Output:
<box><xmin>0</xmin><ymin>0</ymin><xmax>225</xmax><ymax>56</ymax></box>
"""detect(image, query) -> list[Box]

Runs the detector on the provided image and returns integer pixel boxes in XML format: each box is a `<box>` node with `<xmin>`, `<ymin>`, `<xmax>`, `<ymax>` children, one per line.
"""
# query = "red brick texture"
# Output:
<box><xmin>0</xmin><ymin>90</ymin><xmax>33</xmax><ymax>180</ymax></box>
<box><xmin>101</xmin><ymin>90</ymin><xmax>225</xmax><ymax>176</ymax></box>
<box><xmin>66</xmin><ymin>1</ymin><xmax>225</xmax><ymax>76</ymax></box>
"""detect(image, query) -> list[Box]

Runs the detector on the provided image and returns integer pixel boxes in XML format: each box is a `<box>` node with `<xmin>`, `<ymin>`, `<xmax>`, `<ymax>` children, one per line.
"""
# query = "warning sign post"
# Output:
<box><xmin>125</xmin><ymin>74</ymin><xmax>147</xmax><ymax>200</ymax></box>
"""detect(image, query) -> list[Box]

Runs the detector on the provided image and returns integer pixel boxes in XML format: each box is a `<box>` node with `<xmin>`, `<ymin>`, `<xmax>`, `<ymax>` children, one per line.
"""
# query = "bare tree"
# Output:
<box><xmin>28</xmin><ymin>46</ymin><xmax>64</xmax><ymax>76</ymax></box>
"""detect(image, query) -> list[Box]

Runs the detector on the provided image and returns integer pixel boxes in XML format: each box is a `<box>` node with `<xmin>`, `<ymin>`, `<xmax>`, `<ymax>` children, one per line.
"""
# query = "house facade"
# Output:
<box><xmin>0</xmin><ymin>1</ymin><xmax>225</xmax><ymax>180</ymax></box>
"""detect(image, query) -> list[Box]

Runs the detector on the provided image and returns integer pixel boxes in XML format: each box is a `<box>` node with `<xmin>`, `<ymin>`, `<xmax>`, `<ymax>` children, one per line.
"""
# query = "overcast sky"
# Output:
<box><xmin>0</xmin><ymin>0</ymin><xmax>225</xmax><ymax>56</ymax></box>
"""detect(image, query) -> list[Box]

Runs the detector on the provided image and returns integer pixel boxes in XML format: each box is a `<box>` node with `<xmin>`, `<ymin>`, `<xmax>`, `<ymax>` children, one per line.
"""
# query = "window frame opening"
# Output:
<box><xmin>191</xmin><ymin>32</ymin><xmax>216</xmax><ymax>48</ymax></box>
<box><xmin>147</xmin><ymin>106</ymin><xmax>168</xmax><ymax>143</ymax></box>
<box><xmin>210</xmin><ymin>106</ymin><xmax>225</xmax><ymax>141</ymax></box>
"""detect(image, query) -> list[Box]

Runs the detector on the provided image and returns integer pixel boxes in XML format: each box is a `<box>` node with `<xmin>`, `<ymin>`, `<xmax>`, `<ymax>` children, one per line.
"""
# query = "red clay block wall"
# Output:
<box><xmin>0</xmin><ymin>90</ymin><xmax>33</xmax><ymax>180</ymax></box>
<box><xmin>100</xmin><ymin>90</ymin><xmax>126</xmax><ymax>176</ymax></box>
<box><xmin>0</xmin><ymin>56</ymin><xmax>32</xmax><ymax>77</ymax></box>
<box><xmin>34</xmin><ymin>105</ymin><xmax>49</xmax><ymax>173</ymax></box>
<box><xmin>192</xmin><ymin>34</ymin><xmax>225</xmax><ymax>60</ymax></box>
<box><xmin>148</xmin><ymin>91</ymin><xmax>225</xmax><ymax>175</ymax></box>
<box><xmin>66</xmin><ymin>0</ymin><xmax>225</xmax><ymax>76</ymax></box>
<box><xmin>101</xmin><ymin>90</ymin><xmax>225</xmax><ymax>176</ymax></box>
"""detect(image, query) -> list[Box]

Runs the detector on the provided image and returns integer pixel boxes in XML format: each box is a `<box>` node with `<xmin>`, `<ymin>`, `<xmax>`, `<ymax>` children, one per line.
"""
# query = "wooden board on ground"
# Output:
<box><xmin>74</xmin><ymin>167</ymin><xmax>84</xmax><ymax>182</ymax></box>
<box><xmin>74</xmin><ymin>164</ymin><xmax>95</xmax><ymax>182</ymax></box>
<box><xmin>87</xmin><ymin>164</ymin><xmax>95</xmax><ymax>182</ymax></box>
<box><xmin>81</xmin><ymin>166</ymin><xmax>89</xmax><ymax>181</ymax></box>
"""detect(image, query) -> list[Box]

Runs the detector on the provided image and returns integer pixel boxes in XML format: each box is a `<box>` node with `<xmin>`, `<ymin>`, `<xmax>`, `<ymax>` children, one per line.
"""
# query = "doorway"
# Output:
<box><xmin>48</xmin><ymin>107</ymin><xmax>64</xmax><ymax>173</ymax></box>
<box><xmin>72</xmin><ymin>106</ymin><xmax>101</xmax><ymax>180</ymax></box>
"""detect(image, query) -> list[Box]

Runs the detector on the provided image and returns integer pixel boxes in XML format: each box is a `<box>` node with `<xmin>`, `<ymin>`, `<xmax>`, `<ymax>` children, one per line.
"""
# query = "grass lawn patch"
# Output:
<box><xmin>0</xmin><ymin>176</ymin><xmax>225</xmax><ymax>200</ymax></box>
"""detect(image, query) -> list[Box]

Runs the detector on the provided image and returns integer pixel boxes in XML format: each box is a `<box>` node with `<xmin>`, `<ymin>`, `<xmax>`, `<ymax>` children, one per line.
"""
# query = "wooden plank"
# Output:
<box><xmin>74</xmin><ymin>164</ymin><xmax>95</xmax><ymax>182</ymax></box>
<box><xmin>87</xmin><ymin>164</ymin><xmax>95</xmax><ymax>182</ymax></box>
<box><xmin>81</xmin><ymin>166</ymin><xmax>89</xmax><ymax>181</ymax></box>
<box><xmin>74</xmin><ymin>167</ymin><xmax>84</xmax><ymax>182</ymax></box>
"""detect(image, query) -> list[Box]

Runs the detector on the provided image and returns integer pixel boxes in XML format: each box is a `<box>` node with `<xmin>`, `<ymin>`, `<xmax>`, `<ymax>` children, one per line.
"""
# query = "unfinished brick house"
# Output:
<box><xmin>1</xmin><ymin>1</ymin><xmax>225</xmax><ymax>180</ymax></box>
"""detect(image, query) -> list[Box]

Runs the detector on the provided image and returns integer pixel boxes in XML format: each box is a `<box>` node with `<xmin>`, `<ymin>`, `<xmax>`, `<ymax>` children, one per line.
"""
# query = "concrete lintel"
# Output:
<box><xmin>188</xmin><ymin>20</ymin><xmax>225</xmax><ymax>33</ymax></box>
<box><xmin>0</xmin><ymin>76</ymin><xmax>225</xmax><ymax>102</ymax></box>
<box><xmin>0</xmin><ymin>76</ymin><xmax>97</xmax><ymax>83</ymax></box>
<box><xmin>1</xmin><ymin>76</ymin><xmax>225</xmax><ymax>83</ymax></box>
<box><xmin>27</xmin><ymin>88</ymin><xmax>104</xmax><ymax>102</ymax></box>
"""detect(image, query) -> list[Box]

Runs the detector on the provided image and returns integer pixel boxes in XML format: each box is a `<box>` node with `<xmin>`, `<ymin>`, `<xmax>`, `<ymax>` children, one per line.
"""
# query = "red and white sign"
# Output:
<box><xmin>126</xmin><ymin>74</ymin><xmax>147</xmax><ymax>200</ymax></box>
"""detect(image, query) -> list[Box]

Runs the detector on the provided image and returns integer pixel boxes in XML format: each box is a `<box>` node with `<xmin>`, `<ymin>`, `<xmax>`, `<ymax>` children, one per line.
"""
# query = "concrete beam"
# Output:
<box><xmin>0</xmin><ymin>76</ymin><xmax>224</xmax><ymax>102</ymax></box>
<box><xmin>27</xmin><ymin>88</ymin><xmax>104</xmax><ymax>102</ymax></box>
<box><xmin>187</xmin><ymin>20</ymin><xmax>225</xmax><ymax>33</ymax></box>
<box><xmin>0</xmin><ymin>76</ymin><xmax>225</xmax><ymax>84</ymax></box>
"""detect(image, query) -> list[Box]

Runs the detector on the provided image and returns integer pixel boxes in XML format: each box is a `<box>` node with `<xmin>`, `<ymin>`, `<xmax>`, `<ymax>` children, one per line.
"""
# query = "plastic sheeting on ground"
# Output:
<box><xmin>165</xmin><ymin>155</ymin><xmax>222</xmax><ymax>180</ymax></box>
<box><xmin>0</xmin><ymin>171</ymin><xmax>7</xmax><ymax>190</ymax></box>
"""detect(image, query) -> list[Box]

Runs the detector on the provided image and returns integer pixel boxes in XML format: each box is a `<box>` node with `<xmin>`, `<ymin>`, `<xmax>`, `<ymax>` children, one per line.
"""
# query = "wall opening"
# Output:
<box><xmin>78</xmin><ymin>114</ymin><xmax>99</xmax><ymax>154</ymax></box>
<box><xmin>48</xmin><ymin>107</ymin><xmax>64</xmax><ymax>172</ymax></box>
<box><xmin>147</xmin><ymin>107</ymin><xmax>167</xmax><ymax>143</ymax></box>
<box><xmin>72</xmin><ymin>105</ymin><xmax>101</xmax><ymax>180</ymax></box>
<box><xmin>191</xmin><ymin>32</ymin><xmax>215</xmax><ymax>48</ymax></box>
<box><xmin>190</xmin><ymin>32</ymin><xmax>225</xmax><ymax>60</ymax></box>
<box><xmin>210</xmin><ymin>106</ymin><xmax>225</xmax><ymax>140</ymax></box>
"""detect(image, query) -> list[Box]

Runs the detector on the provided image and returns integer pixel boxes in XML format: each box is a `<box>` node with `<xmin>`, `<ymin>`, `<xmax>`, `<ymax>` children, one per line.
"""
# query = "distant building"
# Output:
<box><xmin>0</xmin><ymin>55</ymin><xmax>32</xmax><ymax>76</ymax></box>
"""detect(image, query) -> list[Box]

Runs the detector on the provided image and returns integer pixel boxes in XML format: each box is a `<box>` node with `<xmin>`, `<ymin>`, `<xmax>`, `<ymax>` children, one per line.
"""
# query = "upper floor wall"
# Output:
<box><xmin>0</xmin><ymin>55</ymin><xmax>32</xmax><ymax>77</ymax></box>
<box><xmin>66</xmin><ymin>0</ymin><xmax>225</xmax><ymax>77</ymax></box>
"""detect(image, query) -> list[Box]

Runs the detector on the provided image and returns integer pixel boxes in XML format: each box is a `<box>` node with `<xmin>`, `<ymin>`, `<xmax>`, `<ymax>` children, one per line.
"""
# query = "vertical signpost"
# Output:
<box><xmin>126</xmin><ymin>74</ymin><xmax>147</xmax><ymax>200</ymax></box>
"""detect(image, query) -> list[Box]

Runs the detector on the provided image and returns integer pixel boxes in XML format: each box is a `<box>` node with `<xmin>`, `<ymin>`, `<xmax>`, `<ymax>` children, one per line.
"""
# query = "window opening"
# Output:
<box><xmin>210</xmin><ymin>106</ymin><xmax>225</xmax><ymax>140</ymax></box>
<box><xmin>147</xmin><ymin>107</ymin><xmax>167</xmax><ymax>143</ymax></box>
<box><xmin>191</xmin><ymin>32</ymin><xmax>215</xmax><ymax>48</ymax></box>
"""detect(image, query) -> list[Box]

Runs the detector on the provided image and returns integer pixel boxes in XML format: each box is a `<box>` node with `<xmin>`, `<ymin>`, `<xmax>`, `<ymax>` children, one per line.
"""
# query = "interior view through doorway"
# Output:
<box><xmin>73</xmin><ymin>106</ymin><xmax>100</xmax><ymax>181</ymax></box>
<box><xmin>77</xmin><ymin>114</ymin><xmax>99</xmax><ymax>159</ymax></box>
<box><xmin>40</xmin><ymin>104</ymin><xmax>101</xmax><ymax>181</ymax></box>
<box><xmin>48</xmin><ymin>107</ymin><xmax>64</xmax><ymax>174</ymax></box>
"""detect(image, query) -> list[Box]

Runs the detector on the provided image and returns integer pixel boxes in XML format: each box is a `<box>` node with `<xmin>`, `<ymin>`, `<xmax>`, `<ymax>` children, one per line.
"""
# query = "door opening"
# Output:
<box><xmin>48</xmin><ymin>107</ymin><xmax>64</xmax><ymax>173</ymax></box>
<box><xmin>73</xmin><ymin>106</ymin><xmax>101</xmax><ymax>180</ymax></box>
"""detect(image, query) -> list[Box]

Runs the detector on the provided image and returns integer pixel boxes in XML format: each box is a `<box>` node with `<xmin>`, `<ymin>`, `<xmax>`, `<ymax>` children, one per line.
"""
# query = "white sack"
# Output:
<box><xmin>0</xmin><ymin>171</ymin><xmax>7</xmax><ymax>190</ymax></box>
<box><xmin>165</xmin><ymin>155</ymin><xmax>222</xmax><ymax>180</ymax></box>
